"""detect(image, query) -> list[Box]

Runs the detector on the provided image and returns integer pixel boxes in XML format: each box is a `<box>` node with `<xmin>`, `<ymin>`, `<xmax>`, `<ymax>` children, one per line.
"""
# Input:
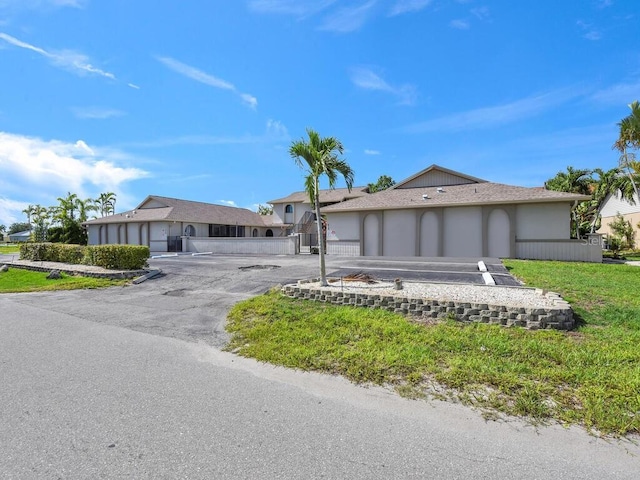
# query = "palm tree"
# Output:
<box><xmin>96</xmin><ymin>192</ymin><xmax>117</xmax><ymax>217</ymax></box>
<box><xmin>613</xmin><ymin>100</ymin><xmax>640</xmax><ymax>202</ymax></box>
<box><xmin>290</xmin><ymin>128</ymin><xmax>354</xmax><ymax>286</ymax></box>
<box><xmin>544</xmin><ymin>166</ymin><xmax>592</xmax><ymax>195</ymax></box>
<box><xmin>22</xmin><ymin>204</ymin><xmax>36</xmax><ymax>227</ymax></box>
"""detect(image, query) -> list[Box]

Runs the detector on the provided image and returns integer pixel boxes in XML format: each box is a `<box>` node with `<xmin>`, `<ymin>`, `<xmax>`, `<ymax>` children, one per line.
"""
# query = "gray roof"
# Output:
<box><xmin>268</xmin><ymin>187</ymin><xmax>369</xmax><ymax>205</ymax></box>
<box><xmin>321</xmin><ymin>182</ymin><xmax>591</xmax><ymax>213</ymax></box>
<box><xmin>84</xmin><ymin>195</ymin><xmax>267</xmax><ymax>226</ymax></box>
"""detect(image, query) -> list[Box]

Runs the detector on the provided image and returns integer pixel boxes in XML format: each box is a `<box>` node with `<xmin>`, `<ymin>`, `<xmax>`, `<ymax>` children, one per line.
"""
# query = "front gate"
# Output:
<box><xmin>167</xmin><ymin>235</ymin><xmax>182</xmax><ymax>252</ymax></box>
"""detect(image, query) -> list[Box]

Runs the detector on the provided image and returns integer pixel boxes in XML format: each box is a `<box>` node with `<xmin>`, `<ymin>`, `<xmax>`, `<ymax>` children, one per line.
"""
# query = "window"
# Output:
<box><xmin>266</xmin><ymin>229</ymin><xmax>273</xmax><ymax>237</ymax></box>
<box><xmin>252</xmin><ymin>228</ymin><xmax>258</xmax><ymax>237</ymax></box>
<box><xmin>208</xmin><ymin>224</ymin><xmax>245</xmax><ymax>237</ymax></box>
<box><xmin>285</xmin><ymin>204</ymin><xmax>293</xmax><ymax>214</ymax></box>
<box><xmin>184</xmin><ymin>225</ymin><xmax>196</xmax><ymax>236</ymax></box>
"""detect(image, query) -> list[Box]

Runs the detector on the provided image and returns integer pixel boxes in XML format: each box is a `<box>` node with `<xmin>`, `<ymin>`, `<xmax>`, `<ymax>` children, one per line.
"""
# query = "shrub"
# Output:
<box><xmin>20</xmin><ymin>243</ymin><xmax>149</xmax><ymax>270</ymax></box>
<box><xmin>83</xmin><ymin>245</ymin><xmax>149</xmax><ymax>270</ymax></box>
<box><xmin>609</xmin><ymin>213</ymin><xmax>635</xmax><ymax>249</ymax></box>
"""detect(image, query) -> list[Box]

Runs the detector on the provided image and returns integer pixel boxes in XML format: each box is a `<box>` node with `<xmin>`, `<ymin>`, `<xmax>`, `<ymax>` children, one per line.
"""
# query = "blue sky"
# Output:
<box><xmin>0</xmin><ymin>0</ymin><xmax>638</xmax><ymax>225</ymax></box>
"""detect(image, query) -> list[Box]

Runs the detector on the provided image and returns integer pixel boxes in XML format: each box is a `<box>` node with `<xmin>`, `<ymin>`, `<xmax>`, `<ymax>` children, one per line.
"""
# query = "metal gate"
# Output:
<box><xmin>167</xmin><ymin>235</ymin><xmax>182</xmax><ymax>252</ymax></box>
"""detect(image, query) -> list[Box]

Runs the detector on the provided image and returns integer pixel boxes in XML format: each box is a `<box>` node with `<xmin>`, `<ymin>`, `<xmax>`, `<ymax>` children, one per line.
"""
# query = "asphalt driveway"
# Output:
<box><xmin>1</xmin><ymin>253</ymin><xmax>521</xmax><ymax>347</ymax></box>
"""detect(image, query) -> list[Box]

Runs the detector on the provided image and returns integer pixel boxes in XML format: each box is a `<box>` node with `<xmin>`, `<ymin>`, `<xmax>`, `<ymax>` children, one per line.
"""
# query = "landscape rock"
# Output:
<box><xmin>46</xmin><ymin>270</ymin><xmax>62</xmax><ymax>280</ymax></box>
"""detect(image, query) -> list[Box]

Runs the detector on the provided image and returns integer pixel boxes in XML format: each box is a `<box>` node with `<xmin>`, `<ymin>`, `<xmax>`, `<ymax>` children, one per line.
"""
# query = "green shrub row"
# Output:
<box><xmin>20</xmin><ymin>243</ymin><xmax>149</xmax><ymax>270</ymax></box>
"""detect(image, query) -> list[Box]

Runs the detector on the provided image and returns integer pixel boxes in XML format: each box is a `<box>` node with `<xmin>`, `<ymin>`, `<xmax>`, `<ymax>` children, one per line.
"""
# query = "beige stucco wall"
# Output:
<box><xmin>515</xmin><ymin>203</ymin><xmax>570</xmax><ymax>240</ymax></box>
<box><xmin>326</xmin><ymin>212</ymin><xmax>359</xmax><ymax>241</ymax></box>
<box><xmin>443</xmin><ymin>206</ymin><xmax>482</xmax><ymax>256</ymax></box>
<box><xmin>383</xmin><ymin>209</ymin><xmax>417</xmax><ymax>256</ymax></box>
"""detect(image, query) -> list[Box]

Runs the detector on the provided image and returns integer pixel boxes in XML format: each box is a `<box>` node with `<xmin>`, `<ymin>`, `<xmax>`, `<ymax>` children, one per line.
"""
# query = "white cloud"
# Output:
<box><xmin>402</xmin><ymin>89</ymin><xmax>580</xmax><ymax>133</ymax></box>
<box><xmin>319</xmin><ymin>1</ymin><xmax>377</xmax><ymax>33</ymax></box>
<box><xmin>576</xmin><ymin>20</ymin><xmax>601</xmax><ymax>40</ymax></box>
<box><xmin>128</xmin><ymin>83</ymin><xmax>140</xmax><ymax>90</ymax></box>
<box><xmin>364</xmin><ymin>149</ymin><xmax>381</xmax><ymax>155</ymax></box>
<box><xmin>0</xmin><ymin>131</ymin><xmax>149</xmax><ymax>224</ymax></box>
<box><xmin>596</xmin><ymin>0</ymin><xmax>613</xmax><ymax>8</ymax></box>
<box><xmin>0</xmin><ymin>32</ymin><xmax>116</xmax><ymax>79</ymax></box>
<box><xmin>218</xmin><ymin>200</ymin><xmax>238</xmax><ymax>207</ymax></box>
<box><xmin>450</xmin><ymin>19</ymin><xmax>470</xmax><ymax>29</ymax></box>
<box><xmin>471</xmin><ymin>6</ymin><xmax>490</xmax><ymax>20</ymax></box>
<box><xmin>0</xmin><ymin>196</ymin><xmax>29</xmax><ymax>226</ymax></box>
<box><xmin>388</xmin><ymin>0</ymin><xmax>432</xmax><ymax>16</ymax></box>
<box><xmin>350</xmin><ymin>66</ymin><xmax>417</xmax><ymax>105</ymax></box>
<box><xmin>247</xmin><ymin>0</ymin><xmax>337</xmax><ymax>17</ymax></box>
<box><xmin>0</xmin><ymin>0</ymin><xmax>86</xmax><ymax>11</ymax></box>
<box><xmin>123</xmin><ymin>119</ymin><xmax>289</xmax><ymax>149</ymax></box>
<box><xmin>157</xmin><ymin>56</ymin><xmax>257</xmax><ymax>109</ymax></box>
<box><xmin>72</xmin><ymin>107</ymin><xmax>126</xmax><ymax>120</ymax></box>
<box><xmin>590</xmin><ymin>80</ymin><xmax>640</xmax><ymax>105</ymax></box>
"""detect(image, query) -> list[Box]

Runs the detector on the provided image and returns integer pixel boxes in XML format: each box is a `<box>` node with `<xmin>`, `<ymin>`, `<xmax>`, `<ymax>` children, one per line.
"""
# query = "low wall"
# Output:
<box><xmin>185</xmin><ymin>236</ymin><xmax>299</xmax><ymax>255</ymax></box>
<box><xmin>282</xmin><ymin>284</ymin><xmax>574</xmax><ymax>330</ymax></box>
<box><xmin>516</xmin><ymin>235</ymin><xmax>602</xmax><ymax>263</ymax></box>
<box><xmin>3</xmin><ymin>261</ymin><xmax>146</xmax><ymax>279</ymax></box>
<box><xmin>327</xmin><ymin>240</ymin><xmax>360</xmax><ymax>256</ymax></box>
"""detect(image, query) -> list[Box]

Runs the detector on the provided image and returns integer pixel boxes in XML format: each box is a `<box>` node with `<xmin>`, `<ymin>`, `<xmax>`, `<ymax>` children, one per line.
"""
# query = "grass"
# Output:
<box><xmin>0</xmin><ymin>245</ymin><xmax>20</xmax><ymax>254</ymax></box>
<box><xmin>0</xmin><ymin>268</ymin><xmax>127</xmax><ymax>293</ymax></box>
<box><xmin>226</xmin><ymin>260</ymin><xmax>640</xmax><ymax>437</ymax></box>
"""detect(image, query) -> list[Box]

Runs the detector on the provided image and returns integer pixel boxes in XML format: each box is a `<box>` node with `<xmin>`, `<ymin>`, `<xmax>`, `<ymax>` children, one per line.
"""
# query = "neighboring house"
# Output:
<box><xmin>321</xmin><ymin>164</ymin><xmax>599</xmax><ymax>261</ymax></box>
<box><xmin>268</xmin><ymin>187</ymin><xmax>369</xmax><ymax>233</ymax></box>
<box><xmin>8</xmin><ymin>230</ymin><xmax>31</xmax><ymax>242</ymax></box>
<box><xmin>598</xmin><ymin>191</ymin><xmax>640</xmax><ymax>239</ymax></box>
<box><xmin>84</xmin><ymin>195</ymin><xmax>272</xmax><ymax>252</ymax></box>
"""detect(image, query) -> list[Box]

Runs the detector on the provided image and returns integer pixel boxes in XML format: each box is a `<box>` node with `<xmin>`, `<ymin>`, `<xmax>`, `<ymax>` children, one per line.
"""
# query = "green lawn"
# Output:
<box><xmin>226</xmin><ymin>260</ymin><xmax>640</xmax><ymax>436</ymax></box>
<box><xmin>0</xmin><ymin>268</ymin><xmax>127</xmax><ymax>293</ymax></box>
<box><xmin>0</xmin><ymin>245</ymin><xmax>20</xmax><ymax>254</ymax></box>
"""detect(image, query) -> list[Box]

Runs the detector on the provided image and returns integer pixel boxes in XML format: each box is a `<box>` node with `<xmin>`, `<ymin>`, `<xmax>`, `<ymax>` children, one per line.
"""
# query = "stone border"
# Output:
<box><xmin>282</xmin><ymin>281</ymin><xmax>574</xmax><ymax>330</ymax></box>
<box><xmin>1</xmin><ymin>262</ymin><xmax>147</xmax><ymax>280</ymax></box>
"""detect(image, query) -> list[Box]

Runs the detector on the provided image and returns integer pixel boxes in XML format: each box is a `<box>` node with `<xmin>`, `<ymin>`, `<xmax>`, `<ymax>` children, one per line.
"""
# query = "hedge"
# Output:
<box><xmin>20</xmin><ymin>243</ymin><xmax>149</xmax><ymax>270</ymax></box>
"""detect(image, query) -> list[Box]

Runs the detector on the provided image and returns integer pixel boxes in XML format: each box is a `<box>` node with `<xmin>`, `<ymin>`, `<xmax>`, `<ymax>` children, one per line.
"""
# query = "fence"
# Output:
<box><xmin>185</xmin><ymin>236</ymin><xmax>299</xmax><ymax>255</ymax></box>
<box><xmin>515</xmin><ymin>235</ymin><xmax>602</xmax><ymax>263</ymax></box>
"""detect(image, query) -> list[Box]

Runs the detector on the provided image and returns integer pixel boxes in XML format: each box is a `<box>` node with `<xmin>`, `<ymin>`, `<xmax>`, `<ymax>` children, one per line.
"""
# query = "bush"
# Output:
<box><xmin>83</xmin><ymin>245</ymin><xmax>149</xmax><ymax>270</ymax></box>
<box><xmin>20</xmin><ymin>243</ymin><xmax>149</xmax><ymax>270</ymax></box>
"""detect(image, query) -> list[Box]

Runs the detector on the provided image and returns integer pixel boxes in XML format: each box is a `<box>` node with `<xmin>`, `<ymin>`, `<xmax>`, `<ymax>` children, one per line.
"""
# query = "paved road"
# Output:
<box><xmin>1</xmin><ymin>254</ymin><xmax>639</xmax><ymax>478</ymax></box>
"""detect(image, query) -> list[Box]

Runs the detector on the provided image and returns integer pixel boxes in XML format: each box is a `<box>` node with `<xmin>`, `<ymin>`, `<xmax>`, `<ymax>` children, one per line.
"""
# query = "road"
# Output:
<box><xmin>1</xmin><ymin>254</ymin><xmax>638</xmax><ymax>478</ymax></box>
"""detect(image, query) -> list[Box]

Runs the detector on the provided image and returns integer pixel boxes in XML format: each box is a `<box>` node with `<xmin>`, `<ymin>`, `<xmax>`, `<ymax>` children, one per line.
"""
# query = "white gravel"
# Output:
<box><xmin>304</xmin><ymin>280</ymin><xmax>559</xmax><ymax>309</ymax></box>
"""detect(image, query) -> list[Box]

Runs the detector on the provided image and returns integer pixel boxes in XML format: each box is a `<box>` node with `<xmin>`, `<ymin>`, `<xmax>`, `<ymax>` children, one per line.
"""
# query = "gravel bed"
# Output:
<box><xmin>305</xmin><ymin>280</ymin><xmax>557</xmax><ymax>309</ymax></box>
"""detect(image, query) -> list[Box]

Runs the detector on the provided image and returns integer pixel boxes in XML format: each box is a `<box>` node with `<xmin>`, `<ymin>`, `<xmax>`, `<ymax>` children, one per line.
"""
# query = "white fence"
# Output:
<box><xmin>185</xmin><ymin>236</ymin><xmax>299</xmax><ymax>255</ymax></box>
<box><xmin>327</xmin><ymin>240</ymin><xmax>360</xmax><ymax>256</ymax></box>
<box><xmin>515</xmin><ymin>235</ymin><xmax>602</xmax><ymax>262</ymax></box>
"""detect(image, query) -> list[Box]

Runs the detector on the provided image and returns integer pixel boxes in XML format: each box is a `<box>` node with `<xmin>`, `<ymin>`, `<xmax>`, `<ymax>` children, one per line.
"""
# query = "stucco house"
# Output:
<box><xmin>598</xmin><ymin>191</ymin><xmax>639</xmax><ymax>241</ymax></box>
<box><xmin>8</xmin><ymin>230</ymin><xmax>31</xmax><ymax>242</ymax></box>
<box><xmin>321</xmin><ymin>165</ymin><xmax>600</xmax><ymax>261</ymax></box>
<box><xmin>84</xmin><ymin>195</ymin><xmax>275</xmax><ymax>252</ymax></box>
<box><xmin>268</xmin><ymin>187</ymin><xmax>369</xmax><ymax>233</ymax></box>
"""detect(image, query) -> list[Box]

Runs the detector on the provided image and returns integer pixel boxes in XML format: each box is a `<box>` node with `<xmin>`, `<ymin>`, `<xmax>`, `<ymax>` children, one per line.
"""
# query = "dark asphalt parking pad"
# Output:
<box><xmin>328</xmin><ymin>263</ymin><xmax>522</xmax><ymax>287</ymax></box>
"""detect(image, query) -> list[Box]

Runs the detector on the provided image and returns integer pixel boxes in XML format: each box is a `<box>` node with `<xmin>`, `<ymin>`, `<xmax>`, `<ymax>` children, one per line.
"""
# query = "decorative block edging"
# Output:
<box><xmin>2</xmin><ymin>262</ymin><xmax>147</xmax><ymax>280</ymax></box>
<box><xmin>282</xmin><ymin>281</ymin><xmax>574</xmax><ymax>330</ymax></box>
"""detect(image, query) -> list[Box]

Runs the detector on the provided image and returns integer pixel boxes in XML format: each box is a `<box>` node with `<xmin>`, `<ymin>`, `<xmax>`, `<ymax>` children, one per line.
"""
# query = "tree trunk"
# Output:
<box><xmin>314</xmin><ymin>180</ymin><xmax>328</xmax><ymax>286</ymax></box>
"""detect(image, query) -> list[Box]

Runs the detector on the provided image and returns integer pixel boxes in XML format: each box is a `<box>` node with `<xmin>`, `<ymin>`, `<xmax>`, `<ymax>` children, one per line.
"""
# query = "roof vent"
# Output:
<box><xmin>437</xmin><ymin>187</ymin><xmax>444</xmax><ymax>193</ymax></box>
<box><xmin>422</xmin><ymin>194</ymin><xmax>430</xmax><ymax>200</ymax></box>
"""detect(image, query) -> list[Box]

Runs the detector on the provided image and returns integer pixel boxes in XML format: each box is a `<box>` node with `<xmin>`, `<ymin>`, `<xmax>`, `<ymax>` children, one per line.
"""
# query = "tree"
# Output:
<box><xmin>609</xmin><ymin>213</ymin><xmax>635</xmax><ymax>250</ymax></box>
<box><xmin>96</xmin><ymin>192</ymin><xmax>117</xmax><ymax>217</ymax></box>
<box><xmin>31</xmin><ymin>205</ymin><xmax>52</xmax><ymax>241</ymax></box>
<box><xmin>290</xmin><ymin>128</ymin><xmax>354</xmax><ymax>286</ymax></box>
<box><xmin>613</xmin><ymin>100</ymin><xmax>640</xmax><ymax>203</ymax></box>
<box><xmin>8</xmin><ymin>222</ymin><xmax>31</xmax><ymax>235</ymax></box>
<box><xmin>545</xmin><ymin>166</ymin><xmax>594</xmax><ymax>238</ymax></box>
<box><xmin>544</xmin><ymin>166</ymin><xmax>592</xmax><ymax>195</ymax></box>
<box><xmin>256</xmin><ymin>204</ymin><xmax>274</xmax><ymax>215</ymax></box>
<box><xmin>367</xmin><ymin>175</ymin><xmax>396</xmax><ymax>193</ymax></box>
<box><xmin>0</xmin><ymin>224</ymin><xmax>5</xmax><ymax>238</ymax></box>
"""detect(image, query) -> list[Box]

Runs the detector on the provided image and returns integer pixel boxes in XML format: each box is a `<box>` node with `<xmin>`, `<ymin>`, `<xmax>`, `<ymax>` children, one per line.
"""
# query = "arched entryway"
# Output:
<box><xmin>266</xmin><ymin>229</ymin><xmax>273</xmax><ymax>237</ymax></box>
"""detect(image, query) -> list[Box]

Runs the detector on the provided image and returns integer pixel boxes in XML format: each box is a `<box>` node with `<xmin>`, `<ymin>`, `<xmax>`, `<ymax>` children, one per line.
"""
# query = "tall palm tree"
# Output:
<box><xmin>613</xmin><ymin>100</ymin><xmax>640</xmax><ymax>202</ymax></box>
<box><xmin>22</xmin><ymin>204</ymin><xmax>36</xmax><ymax>227</ymax></box>
<box><xmin>290</xmin><ymin>128</ymin><xmax>354</xmax><ymax>286</ymax></box>
<box><xmin>96</xmin><ymin>192</ymin><xmax>117</xmax><ymax>217</ymax></box>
